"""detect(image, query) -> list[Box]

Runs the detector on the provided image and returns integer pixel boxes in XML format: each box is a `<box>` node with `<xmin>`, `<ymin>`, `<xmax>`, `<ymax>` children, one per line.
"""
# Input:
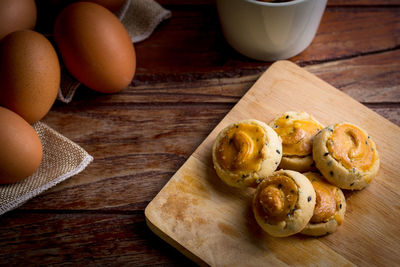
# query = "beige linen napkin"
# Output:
<box><xmin>0</xmin><ymin>122</ymin><xmax>93</xmax><ymax>215</ymax></box>
<box><xmin>57</xmin><ymin>0</ymin><xmax>171</xmax><ymax>103</ymax></box>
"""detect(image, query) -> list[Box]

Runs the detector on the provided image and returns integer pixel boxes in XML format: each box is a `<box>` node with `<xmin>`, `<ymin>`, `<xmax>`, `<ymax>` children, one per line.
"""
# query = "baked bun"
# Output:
<box><xmin>252</xmin><ymin>170</ymin><xmax>316</xmax><ymax>237</ymax></box>
<box><xmin>212</xmin><ymin>119</ymin><xmax>282</xmax><ymax>188</ymax></box>
<box><xmin>300</xmin><ymin>172</ymin><xmax>346</xmax><ymax>236</ymax></box>
<box><xmin>313</xmin><ymin>122</ymin><xmax>380</xmax><ymax>190</ymax></box>
<box><xmin>269</xmin><ymin>111</ymin><xmax>324</xmax><ymax>172</ymax></box>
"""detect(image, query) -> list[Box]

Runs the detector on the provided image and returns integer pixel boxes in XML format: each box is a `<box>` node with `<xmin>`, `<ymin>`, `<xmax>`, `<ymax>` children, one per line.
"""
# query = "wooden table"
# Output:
<box><xmin>1</xmin><ymin>0</ymin><xmax>399</xmax><ymax>265</ymax></box>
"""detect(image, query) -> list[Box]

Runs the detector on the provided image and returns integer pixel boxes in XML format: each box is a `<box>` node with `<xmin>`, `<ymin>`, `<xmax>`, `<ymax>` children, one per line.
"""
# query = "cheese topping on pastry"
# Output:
<box><xmin>216</xmin><ymin>123</ymin><xmax>266</xmax><ymax>172</ymax></box>
<box><xmin>273</xmin><ymin>116</ymin><xmax>321</xmax><ymax>156</ymax></box>
<box><xmin>305</xmin><ymin>172</ymin><xmax>342</xmax><ymax>225</ymax></box>
<box><xmin>255</xmin><ymin>173</ymin><xmax>298</xmax><ymax>225</ymax></box>
<box><xmin>327</xmin><ymin>123</ymin><xmax>376</xmax><ymax>171</ymax></box>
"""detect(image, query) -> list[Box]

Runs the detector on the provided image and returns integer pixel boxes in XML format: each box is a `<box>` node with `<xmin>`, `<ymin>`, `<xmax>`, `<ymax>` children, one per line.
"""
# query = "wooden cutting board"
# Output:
<box><xmin>145</xmin><ymin>60</ymin><xmax>400</xmax><ymax>266</ymax></box>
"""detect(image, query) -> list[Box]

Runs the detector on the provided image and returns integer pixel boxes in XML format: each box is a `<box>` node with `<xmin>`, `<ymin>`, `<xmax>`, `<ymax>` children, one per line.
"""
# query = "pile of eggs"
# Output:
<box><xmin>0</xmin><ymin>0</ymin><xmax>136</xmax><ymax>184</ymax></box>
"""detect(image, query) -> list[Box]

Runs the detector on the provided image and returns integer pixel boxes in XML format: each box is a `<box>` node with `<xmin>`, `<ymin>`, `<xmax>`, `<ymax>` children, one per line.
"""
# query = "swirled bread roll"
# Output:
<box><xmin>252</xmin><ymin>170</ymin><xmax>316</xmax><ymax>237</ymax></box>
<box><xmin>300</xmin><ymin>172</ymin><xmax>346</xmax><ymax>236</ymax></box>
<box><xmin>269</xmin><ymin>111</ymin><xmax>324</xmax><ymax>172</ymax></box>
<box><xmin>212</xmin><ymin>119</ymin><xmax>282</xmax><ymax>188</ymax></box>
<box><xmin>313</xmin><ymin>122</ymin><xmax>380</xmax><ymax>190</ymax></box>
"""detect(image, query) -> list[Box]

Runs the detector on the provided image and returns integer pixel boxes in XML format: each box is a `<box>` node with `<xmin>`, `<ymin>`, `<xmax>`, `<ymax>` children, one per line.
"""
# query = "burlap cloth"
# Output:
<box><xmin>58</xmin><ymin>0</ymin><xmax>171</xmax><ymax>103</ymax></box>
<box><xmin>0</xmin><ymin>122</ymin><xmax>93</xmax><ymax>215</ymax></box>
<box><xmin>0</xmin><ymin>0</ymin><xmax>171</xmax><ymax>215</ymax></box>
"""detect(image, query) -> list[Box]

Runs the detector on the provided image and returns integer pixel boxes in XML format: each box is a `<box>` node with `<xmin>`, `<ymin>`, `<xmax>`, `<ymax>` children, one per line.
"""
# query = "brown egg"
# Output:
<box><xmin>0</xmin><ymin>0</ymin><xmax>37</xmax><ymax>40</ymax></box>
<box><xmin>54</xmin><ymin>2</ymin><xmax>136</xmax><ymax>93</ymax></box>
<box><xmin>76</xmin><ymin>0</ymin><xmax>126</xmax><ymax>12</ymax></box>
<box><xmin>0</xmin><ymin>30</ymin><xmax>60</xmax><ymax>123</ymax></box>
<box><xmin>0</xmin><ymin>107</ymin><xmax>42</xmax><ymax>184</ymax></box>
<box><xmin>37</xmin><ymin>0</ymin><xmax>125</xmax><ymax>13</ymax></box>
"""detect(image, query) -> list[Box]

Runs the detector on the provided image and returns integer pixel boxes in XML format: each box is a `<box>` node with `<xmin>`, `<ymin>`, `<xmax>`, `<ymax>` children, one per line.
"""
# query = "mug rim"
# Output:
<box><xmin>245</xmin><ymin>0</ymin><xmax>308</xmax><ymax>6</ymax></box>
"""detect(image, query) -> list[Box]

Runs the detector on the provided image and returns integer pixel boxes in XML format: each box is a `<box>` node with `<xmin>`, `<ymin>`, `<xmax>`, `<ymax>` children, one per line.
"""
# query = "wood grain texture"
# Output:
<box><xmin>327</xmin><ymin>0</ymin><xmax>400</xmax><ymax>6</ymax></box>
<box><xmin>0</xmin><ymin>211</ymin><xmax>196</xmax><ymax>266</ymax></box>
<box><xmin>134</xmin><ymin>5</ymin><xmax>400</xmax><ymax>75</ymax></box>
<box><xmin>0</xmin><ymin>1</ymin><xmax>399</xmax><ymax>266</ymax></box>
<box><xmin>305</xmin><ymin>50</ymin><xmax>400</xmax><ymax>104</ymax></box>
<box><xmin>145</xmin><ymin>61</ymin><xmax>400</xmax><ymax>266</ymax></box>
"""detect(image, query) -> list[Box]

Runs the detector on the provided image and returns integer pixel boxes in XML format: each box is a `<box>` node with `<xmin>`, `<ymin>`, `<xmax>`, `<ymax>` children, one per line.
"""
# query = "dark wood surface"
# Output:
<box><xmin>1</xmin><ymin>0</ymin><xmax>399</xmax><ymax>265</ymax></box>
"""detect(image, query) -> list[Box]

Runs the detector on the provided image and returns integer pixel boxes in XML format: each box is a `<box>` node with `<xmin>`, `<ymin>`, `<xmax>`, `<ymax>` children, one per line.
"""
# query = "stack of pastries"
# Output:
<box><xmin>212</xmin><ymin>111</ymin><xmax>379</xmax><ymax>237</ymax></box>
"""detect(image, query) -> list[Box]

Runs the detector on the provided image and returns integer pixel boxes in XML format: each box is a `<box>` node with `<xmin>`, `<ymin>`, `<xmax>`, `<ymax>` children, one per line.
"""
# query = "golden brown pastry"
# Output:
<box><xmin>300</xmin><ymin>172</ymin><xmax>346</xmax><ymax>236</ymax></box>
<box><xmin>212</xmin><ymin>119</ymin><xmax>282</xmax><ymax>188</ymax></box>
<box><xmin>269</xmin><ymin>111</ymin><xmax>324</xmax><ymax>172</ymax></box>
<box><xmin>252</xmin><ymin>170</ymin><xmax>316</xmax><ymax>237</ymax></box>
<box><xmin>313</xmin><ymin>122</ymin><xmax>380</xmax><ymax>190</ymax></box>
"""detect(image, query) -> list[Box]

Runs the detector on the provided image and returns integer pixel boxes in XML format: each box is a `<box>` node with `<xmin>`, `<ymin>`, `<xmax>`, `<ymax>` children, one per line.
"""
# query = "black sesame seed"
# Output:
<box><xmin>329</xmin><ymin>128</ymin><xmax>333</xmax><ymax>132</ymax></box>
<box><xmin>368</xmin><ymin>136</ymin><xmax>371</xmax><ymax>139</ymax></box>
<box><xmin>274</xmin><ymin>125</ymin><xmax>278</xmax><ymax>129</ymax></box>
<box><xmin>236</xmin><ymin>125</ymin><xmax>239</xmax><ymax>128</ymax></box>
<box><xmin>276</xmin><ymin>150</ymin><xmax>281</xmax><ymax>154</ymax></box>
<box><xmin>339</xmin><ymin>203</ymin><xmax>342</xmax><ymax>209</ymax></box>
<box><xmin>275</xmin><ymin>162</ymin><xmax>278</xmax><ymax>165</ymax></box>
<box><xmin>328</xmin><ymin>160</ymin><xmax>332</xmax><ymax>166</ymax></box>
<box><xmin>365</xmin><ymin>140</ymin><xmax>368</xmax><ymax>145</ymax></box>
<box><xmin>229</xmin><ymin>138</ymin><xmax>233</xmax><ymax>144</ymax></box>
<box><xmin>308</xmin><ymin>196</ymin><xmax>312</xmax><ymax>202</ymax></box>
<box><xmin>285</xmin><ymin>115</ymin><xmax>289</xmax><ymax>119</ymax></box>
<box><xmin>241</xmin><ymin>174</ymin><xmax>246</xmax><ymax>179</ymax></box>
<box><xmin>278</xmin><ymin>184</ymin><xmax>282</xmax><ymax>189</ymax></box>
<box><xmin>324</xmin><ymin>152</ymin><xmax>329</xmax><ymax>156</ymax></box>
<box><xmin>287</xmin><ymin>207</ymin><xmax>296</xmax><ymax>216</ymax></box>
<box><xmin>330</xmin><ymin>171</ymin><xmax>334</xmax><ymax>176</ymax></box>
<box><xmin>350</xmin><ymin>182</ymin><xmax>355</xmax><ymax>187</ymax></box>
<box><xmin>352</xmin><ymin>167</ymin><xmax>356</xmax><ymax>173</ymax></box>
<box><xmin>256</xmin><ymin>138</ymin><xmax>259</xmax><ymax>142</ymax></box>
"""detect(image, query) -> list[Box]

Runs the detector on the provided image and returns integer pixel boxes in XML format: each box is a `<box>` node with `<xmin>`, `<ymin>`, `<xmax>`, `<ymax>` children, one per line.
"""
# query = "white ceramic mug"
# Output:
<box><xmin>216</xmin><ymin>0</ymin><xmax>327</xmax><ymax>61</ymax></box>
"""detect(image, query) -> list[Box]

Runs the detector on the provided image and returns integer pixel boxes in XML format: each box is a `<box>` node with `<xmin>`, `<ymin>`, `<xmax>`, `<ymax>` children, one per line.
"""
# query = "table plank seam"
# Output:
<box><xmin>299</xmin><ymin>45</ymin><xmax>400</xmax><ymax>68</ymax></box>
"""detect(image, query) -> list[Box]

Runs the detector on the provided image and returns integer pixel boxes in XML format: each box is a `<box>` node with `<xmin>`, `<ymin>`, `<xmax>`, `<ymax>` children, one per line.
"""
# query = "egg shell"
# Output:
<box><xmin>0</xmin><ymin>0</ymin><xmax>37</xmax><ymax>40</ymax></box>
<box><xmin>76</xmin><ymin>0</ymin><xmax>126</xmax><ymax>12</ymax></box>
<box><xmin>0</xmin><ymin>30</ymin><xmax>60</xmax><ymax>123</ymax></box>
<box><xmin>54</xmin><ymin>2</ymin><xmax>136</xmax><ymax>93</ymax></box>
<box><xmin>0</xmin><ymin>107</ymin><xmax>42</xmax><ymax>184</ymax></box>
